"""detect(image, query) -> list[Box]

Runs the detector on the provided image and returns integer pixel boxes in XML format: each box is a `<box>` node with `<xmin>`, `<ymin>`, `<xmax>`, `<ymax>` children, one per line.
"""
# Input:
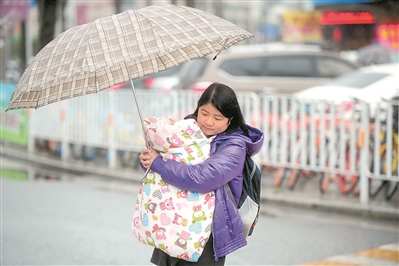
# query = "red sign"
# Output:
<box><xmin>321</xmin><ymin>12</ymin><xmax>375</xmax><ymax>25</ymax></box>
<box><xmin>1</xmin><ymin>0</ymin><xmax>28</xmax><ymax>21</ymax></box>
<box><xmin>378</xmin><ymin>24</ymin><xmax>399</xmax><ymax>50</ymax></box>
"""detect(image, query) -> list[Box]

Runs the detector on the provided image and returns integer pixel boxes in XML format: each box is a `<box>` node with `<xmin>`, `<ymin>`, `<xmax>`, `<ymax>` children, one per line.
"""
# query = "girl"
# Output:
<box><xmin>140</xmin><ymin>83</ymin><xmax>264</xmax><ymax>266</ymax></box>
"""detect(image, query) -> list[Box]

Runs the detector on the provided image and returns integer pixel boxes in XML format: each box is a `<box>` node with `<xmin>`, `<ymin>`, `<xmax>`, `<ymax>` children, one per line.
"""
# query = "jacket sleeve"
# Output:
<box><xmin>149</xmin><ymin>139</ymin><xmax>246</xmax><ymax>194</ymax></box>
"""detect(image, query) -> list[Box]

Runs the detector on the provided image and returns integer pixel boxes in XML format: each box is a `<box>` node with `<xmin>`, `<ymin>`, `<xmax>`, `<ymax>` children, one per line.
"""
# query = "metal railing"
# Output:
<box><xmin>12</xmin><ymin>90</ymin><xmax>399</xmax><ymax>204</ymax></box>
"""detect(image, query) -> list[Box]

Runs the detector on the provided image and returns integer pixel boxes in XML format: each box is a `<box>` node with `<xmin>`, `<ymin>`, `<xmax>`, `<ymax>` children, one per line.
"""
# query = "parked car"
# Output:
<box><xmin>175</xmin><ymin>45</ymin><xmax>359</xmax><ymax>94</ymax></box>
<box><xmin>293</xmin><ymin>63</ymin><xmax>399</xmax><ymax>104</ymax></box>
<box><xmin>132</xmin><ymin>64</ymin><xmax>183</xmax><ymax>92</ymax></box>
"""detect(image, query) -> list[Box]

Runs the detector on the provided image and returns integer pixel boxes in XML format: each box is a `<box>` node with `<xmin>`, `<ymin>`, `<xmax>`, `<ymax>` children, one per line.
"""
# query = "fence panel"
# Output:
<box><xmin>258</xmin><ymin>94</ymin><xmax>365</xmax><ymax>176</ymax></box>
<box><xmin>29</xmin><ymin>101</ymin><xmax>64</xmax><ymax>141</ymax></box>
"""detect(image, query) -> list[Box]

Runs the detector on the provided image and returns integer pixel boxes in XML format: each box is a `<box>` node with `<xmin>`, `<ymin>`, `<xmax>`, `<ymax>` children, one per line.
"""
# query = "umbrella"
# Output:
<box><xmin>6</xmin><ymin>4</ymin><xmax>252</xmax><ymax>143</ymax></box>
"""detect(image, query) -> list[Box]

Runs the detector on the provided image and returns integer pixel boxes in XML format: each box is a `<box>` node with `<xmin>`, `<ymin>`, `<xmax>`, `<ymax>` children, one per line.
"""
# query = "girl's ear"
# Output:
<box><xmin>228</xmin><ymin>117</ymin><xmax>233</xmax><ymax>125</ymax></box>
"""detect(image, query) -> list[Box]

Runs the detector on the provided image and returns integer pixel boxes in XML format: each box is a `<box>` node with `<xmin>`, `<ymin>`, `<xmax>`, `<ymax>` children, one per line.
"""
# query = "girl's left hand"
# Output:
<box><xmin>139</xmin><ymin>148</ymin><xmax>160</xmax><ymax>169</ymax></box>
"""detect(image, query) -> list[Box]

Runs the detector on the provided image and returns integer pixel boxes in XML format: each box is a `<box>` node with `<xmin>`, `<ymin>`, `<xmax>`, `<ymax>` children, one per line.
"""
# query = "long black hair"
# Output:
<box><xmin>192</xmin><ymin>83</ymin><xmax>249</xmax><ymax>137</ymax></box>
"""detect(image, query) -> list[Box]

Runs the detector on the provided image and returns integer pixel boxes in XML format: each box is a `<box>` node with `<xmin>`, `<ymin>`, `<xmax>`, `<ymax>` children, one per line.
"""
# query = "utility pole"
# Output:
<box><xmin>0</xmin><ymin>18</ymin><xmax>10</xmax><ymax>81</ymax></box>
<box><xmin>186</xmin><ymin>0</ymin><xmax>195</xmax><ymax>8</ymax></box>
<box><xmin>214</xmin><ymin>1</ymin><xmax>223</xmax><ymax>18</ymax></box>
<box><xmin>37</xmin><ymin>0</ymin><xmax>57</xmax><ymax>51</ymax></box>
<box><xmin>1</xmin><ymin>1</ymin><xmax>29</xmax><ymax>82</ymax></box>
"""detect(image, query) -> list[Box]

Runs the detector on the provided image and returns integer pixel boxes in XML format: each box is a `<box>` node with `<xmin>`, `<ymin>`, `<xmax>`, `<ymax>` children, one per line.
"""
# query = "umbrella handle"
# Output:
<box><xmin>129</xmin><ymin>79</ymin><xmax>150</xmax><ymax>149</ymax></box>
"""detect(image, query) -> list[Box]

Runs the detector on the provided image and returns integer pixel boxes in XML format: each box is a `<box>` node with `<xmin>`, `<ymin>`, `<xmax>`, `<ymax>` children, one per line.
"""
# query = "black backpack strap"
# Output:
<box><xmin>215</xmin><ymin>139</ymin><xmax>227</xmax><ymax>150</ymax></box>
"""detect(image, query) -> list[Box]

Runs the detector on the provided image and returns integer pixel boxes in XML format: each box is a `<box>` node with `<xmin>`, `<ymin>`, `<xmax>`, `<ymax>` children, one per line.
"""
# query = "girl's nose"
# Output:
<box><xmin>204</xmin><ymin>118</ymin><xmax>213</xmax><ymax>125</ymax></box>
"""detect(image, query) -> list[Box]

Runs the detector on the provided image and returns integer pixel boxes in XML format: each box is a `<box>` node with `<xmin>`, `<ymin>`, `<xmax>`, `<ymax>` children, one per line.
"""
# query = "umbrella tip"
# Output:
<box><xmin>213</xmin><ymin>38</ymin><xmax>229</xmax><ymax>61</ymax></box>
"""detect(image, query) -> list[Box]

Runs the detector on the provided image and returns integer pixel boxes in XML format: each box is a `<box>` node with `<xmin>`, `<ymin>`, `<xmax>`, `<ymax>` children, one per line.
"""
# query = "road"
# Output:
<box><xmin>1</xmin><ymin>171</ymin><xmax>398</xmax><ymax>266</ymax></box>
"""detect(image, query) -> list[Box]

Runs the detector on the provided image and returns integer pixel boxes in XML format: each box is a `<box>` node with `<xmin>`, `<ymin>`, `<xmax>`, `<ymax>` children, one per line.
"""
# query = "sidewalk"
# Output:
<box><xmin>262</xmin><ymin>166</ymin><xmax>399</xmax><ymax>220</ymax></box>
<box><xmin>301</xmin><ymin>242</ymin><xmax>399</xmax><ymax>266</ymax></box>
<box><xmin>1</xmin><ymin>143</ymin><xmax>398</xmax><ymax>220</ymax></box>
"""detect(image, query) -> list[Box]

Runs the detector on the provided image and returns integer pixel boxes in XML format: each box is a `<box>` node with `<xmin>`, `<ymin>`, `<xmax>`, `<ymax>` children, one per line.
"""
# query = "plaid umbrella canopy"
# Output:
<box><xmin>6</xmin><ymin>5</ymin><xmax>252</xmax><ymax>111</ymax></box>
<box><xmin>6</xmin><ymin>5</ymin><xmax>252</xmax><ymax>145</ymax></box>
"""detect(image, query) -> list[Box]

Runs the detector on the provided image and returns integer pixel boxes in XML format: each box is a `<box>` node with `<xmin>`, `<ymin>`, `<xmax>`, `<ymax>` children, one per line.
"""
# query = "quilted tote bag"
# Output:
<box><xmin>132</xmin><ymin>117</ymin><xmax>215</xmax><ymax>262</ymax></box>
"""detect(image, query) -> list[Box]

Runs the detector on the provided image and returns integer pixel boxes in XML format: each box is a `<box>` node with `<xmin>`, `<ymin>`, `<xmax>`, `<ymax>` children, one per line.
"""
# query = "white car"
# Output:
<box><xmin>294</xmin><ymin>63</ymin><xmax>399</xmax><ymax>104</ymax></box>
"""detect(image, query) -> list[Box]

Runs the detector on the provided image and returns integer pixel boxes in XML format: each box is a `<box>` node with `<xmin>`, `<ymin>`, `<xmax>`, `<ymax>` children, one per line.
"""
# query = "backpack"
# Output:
<box><xmin>217</xmin><ymin>141</ymin><xmax>262</xmax><ymax>237</ymax></box>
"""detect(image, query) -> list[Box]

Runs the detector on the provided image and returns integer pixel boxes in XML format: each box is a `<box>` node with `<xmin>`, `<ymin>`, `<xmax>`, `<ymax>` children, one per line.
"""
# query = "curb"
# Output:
<box><xmin>263</xmin><ymin>192</ymin><xmax>399</xmax><ymax>220</ymax></box>
<box><xmin>300</xmin><ymin>242</ymin><xmax>399</xmax><ymax>265</ymax></box>
<box><xmin>1</xmin><ymin>145</ymin><xmax>142</xmax><ymax>182</ymax></box>
<box><xmin>1</xmin><ymin>145</ymin><xmax>398</xmax><ymax>220</ymax></box>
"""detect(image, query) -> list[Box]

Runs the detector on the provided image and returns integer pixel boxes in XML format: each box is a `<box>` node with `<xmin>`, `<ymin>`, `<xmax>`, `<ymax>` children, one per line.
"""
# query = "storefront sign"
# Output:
<box><xmin>321</xmin><ymin>12</ymin><xmax>375</xmax><ymax>25</ymax></box>
<box><xmin>1</xmin><ymin>0</ymin><xmax>28</xmax><ymax>21</ymax></box>
<box><xmin>0</xmin><ymin>83</ymin><xmax>28</xmax><ymax>146</ymax></box>
<box><xmin>378</xmin><ymin>24</ymin><xmax>399</xmax><ymax>50</ymax></box>
<box><xmin>283</xmin><ymin>11</ymin><xmax>323</xmax><ymax>43</ymax></box>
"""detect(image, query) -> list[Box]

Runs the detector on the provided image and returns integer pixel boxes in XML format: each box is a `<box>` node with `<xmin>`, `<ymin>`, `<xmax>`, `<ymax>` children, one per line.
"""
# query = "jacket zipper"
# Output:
<box><xmin>211</xmin><ymin>226</ymin><xmax>219</xmax><ymax>261</ymax></box>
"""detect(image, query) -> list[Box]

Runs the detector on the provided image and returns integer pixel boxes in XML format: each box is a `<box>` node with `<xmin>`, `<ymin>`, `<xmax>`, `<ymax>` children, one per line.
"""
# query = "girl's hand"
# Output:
<box><xmin>139</xmin><ymin>148</ymin><xmax>160</xmax><ymax>169</ymax></box>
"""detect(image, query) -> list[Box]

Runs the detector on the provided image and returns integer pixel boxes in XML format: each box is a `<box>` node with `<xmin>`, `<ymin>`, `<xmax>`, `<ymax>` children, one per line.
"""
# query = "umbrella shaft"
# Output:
<box><xmin>129</xmin><ymin>79</ymin><xmax>149</xmax><ymax>148</ymax></box>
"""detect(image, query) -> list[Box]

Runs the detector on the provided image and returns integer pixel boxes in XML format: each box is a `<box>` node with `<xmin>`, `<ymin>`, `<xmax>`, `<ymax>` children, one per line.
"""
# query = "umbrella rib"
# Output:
<box><xmin>134</xmin><ymin>9</ymin><xmax>174</xmax><ymax>53</ymax></box>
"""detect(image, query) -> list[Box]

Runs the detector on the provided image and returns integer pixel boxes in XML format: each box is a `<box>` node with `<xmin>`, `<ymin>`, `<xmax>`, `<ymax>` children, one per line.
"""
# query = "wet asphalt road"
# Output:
<box><xmin>2</xmin><ymin>171</ymin><xmax>398</xmax><ymax>266</ymax></box>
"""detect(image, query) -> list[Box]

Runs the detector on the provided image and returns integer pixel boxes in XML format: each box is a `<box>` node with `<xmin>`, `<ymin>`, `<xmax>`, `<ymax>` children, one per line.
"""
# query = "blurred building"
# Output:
<box><xmin>312</xmin><ymin>0</ymin><xmax>399</xmax><ymax>51</ymax></box>
<box><xmin>194</xmin><ymin>1</ymin><xmax>318</xmax><ymax>45</ymax></box>
<box><xmin>2</xmin><ymin>0</ymin><xmax>397</xmax><ymax>83</ymax></box>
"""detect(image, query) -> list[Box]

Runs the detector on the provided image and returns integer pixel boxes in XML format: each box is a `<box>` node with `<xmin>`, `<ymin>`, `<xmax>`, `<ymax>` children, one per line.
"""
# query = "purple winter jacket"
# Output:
<box><xmin>148</xmin><ymin>124</ymin><xmax>264</xmax><ymax>261</ymax></box>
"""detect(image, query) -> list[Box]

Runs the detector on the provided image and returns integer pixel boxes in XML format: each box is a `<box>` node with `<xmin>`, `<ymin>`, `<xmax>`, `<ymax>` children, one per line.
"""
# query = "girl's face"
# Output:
<box><xmin>197</xmin><ymin>103</ymin><xmax>230</xmax><ymax>137</ymax></box>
